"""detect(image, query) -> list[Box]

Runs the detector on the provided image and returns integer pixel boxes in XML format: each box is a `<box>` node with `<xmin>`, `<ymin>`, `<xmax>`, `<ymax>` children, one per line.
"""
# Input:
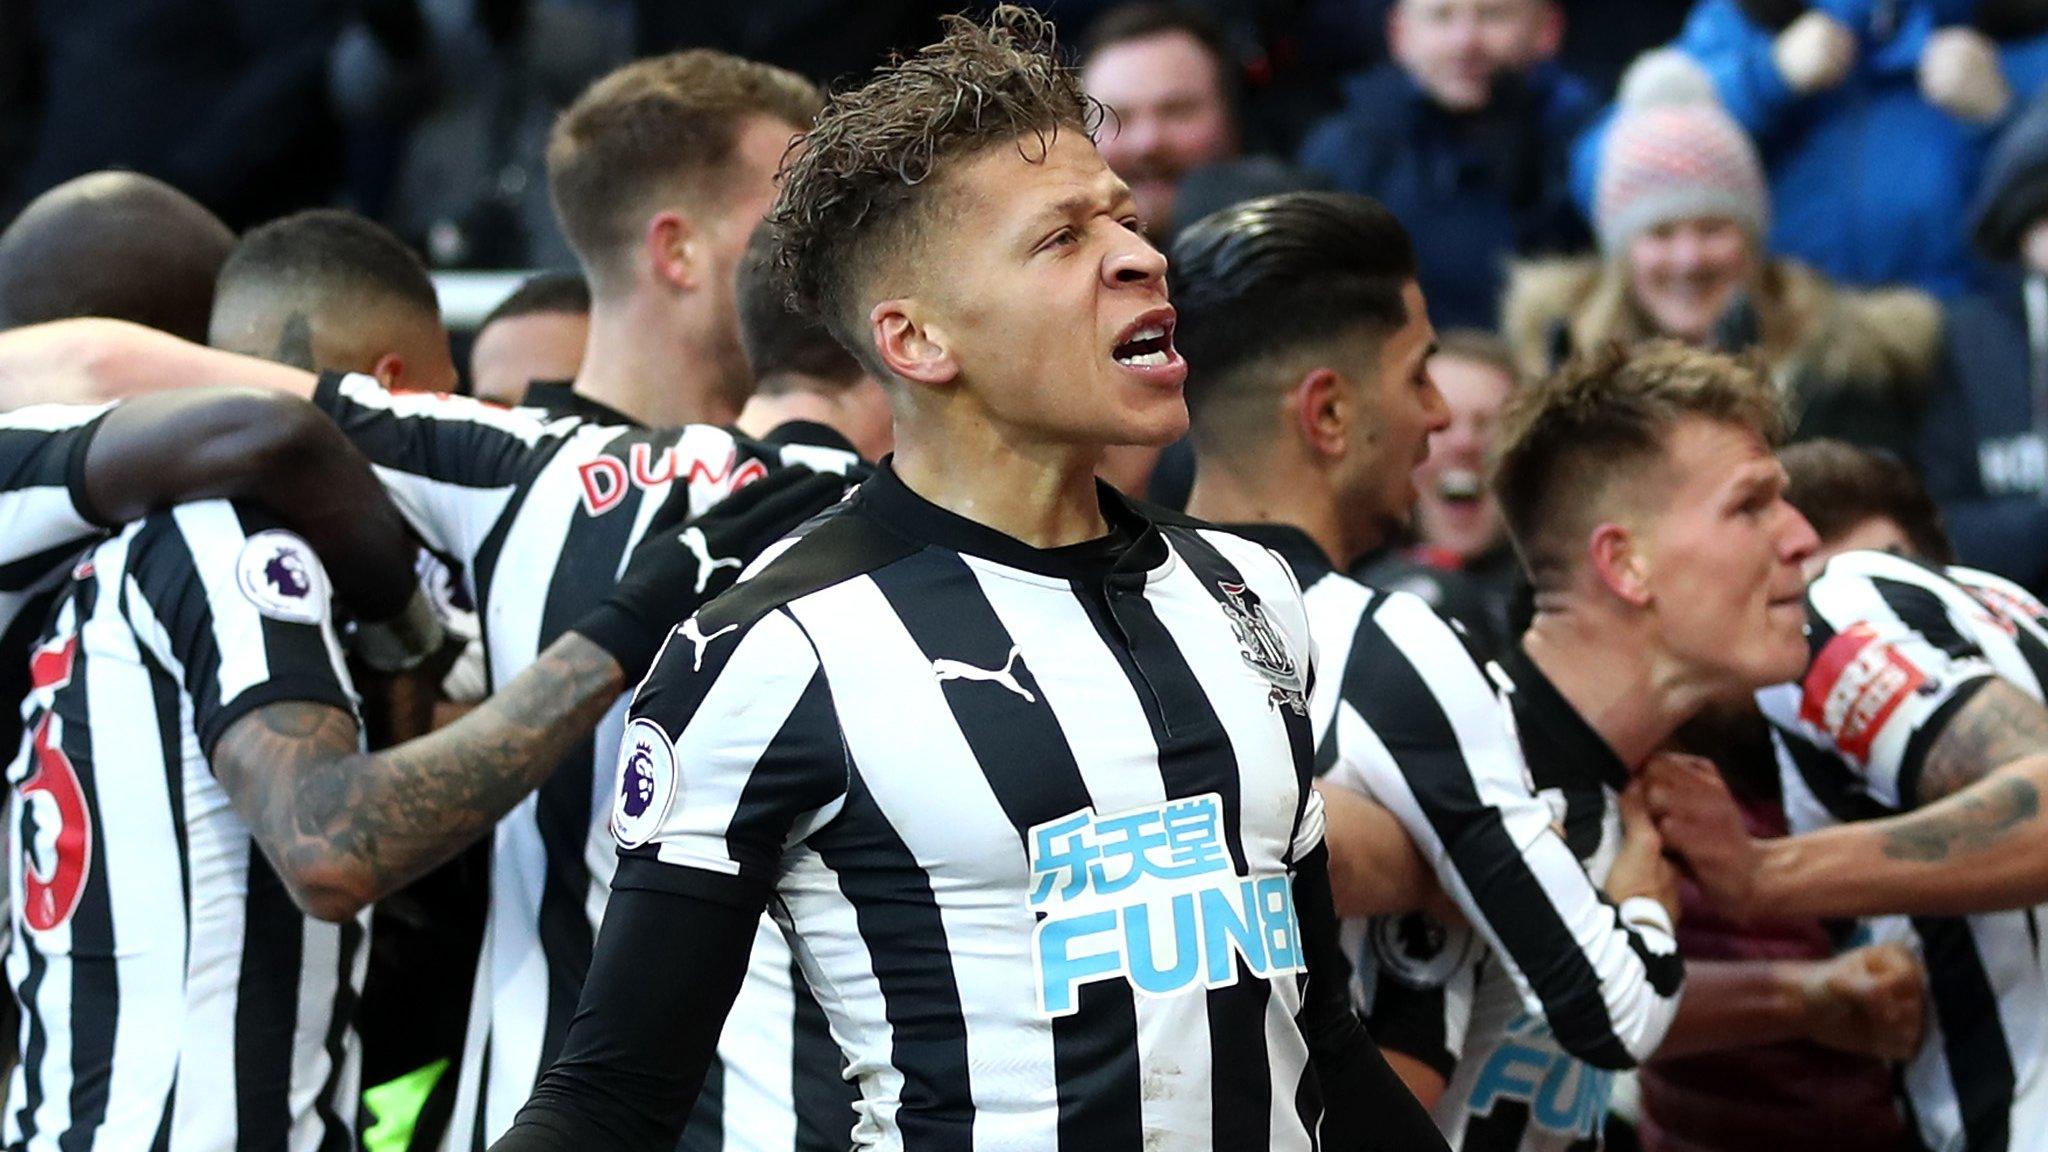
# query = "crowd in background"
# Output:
<box><xmin>9</xmin><ymin>1</ymin><xmax>2048</xmax><ymax>1150</ymax></box>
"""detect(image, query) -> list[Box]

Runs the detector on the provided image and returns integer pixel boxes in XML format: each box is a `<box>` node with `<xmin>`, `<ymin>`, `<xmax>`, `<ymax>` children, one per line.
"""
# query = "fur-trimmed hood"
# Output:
<box><xmin>1501</xmin><ymin>254</ymin><xmax>1944</xmax><ymax>403</ymax></box>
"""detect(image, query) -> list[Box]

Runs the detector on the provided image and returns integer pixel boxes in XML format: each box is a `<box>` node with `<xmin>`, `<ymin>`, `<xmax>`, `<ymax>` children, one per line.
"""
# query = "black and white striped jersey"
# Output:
<box><xmin>1759</xmin><ymin>549</ymin><xmax>2048</xmax><ymax>1152</ymax></box>
<box><xmin>4</xmin><ymin>500</ymin><xmax>366</xmax><ymax>1152</ymax></box>
<box><xmin>1248</xmin><ymin>524</ymin><xmax>1679</xmax><ymax>1151</ymax></box>
<box><xmin>613</xmin><ymin>467</ymin><xmax>1330</xmax><ymax>1151</ymax></box>
<box><xmin>303</xmin><ymin>374</ymin><xmax>861</xmax><ymax>1152</ymax></box>
<box><xmin>0</xmin><ymin>403</ymin><xmax>112</xmax><ymax>760</ymax></box>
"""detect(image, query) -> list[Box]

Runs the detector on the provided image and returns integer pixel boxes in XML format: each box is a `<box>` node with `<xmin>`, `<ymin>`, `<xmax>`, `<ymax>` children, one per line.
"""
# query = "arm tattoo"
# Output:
<box><xmin>214</xmin><ymin>634</ymin><xmax>624</xmax><ymax>913</ymax></box>
<box><xmin>1914</xmin><ymin>680</ymin><xmax>2048</xmax><ymax>805</ymax></box>
<box><xmin>1882</xmin><ymin>776</ymin><xmax>2042</xmax><ymax>862</ymax></box>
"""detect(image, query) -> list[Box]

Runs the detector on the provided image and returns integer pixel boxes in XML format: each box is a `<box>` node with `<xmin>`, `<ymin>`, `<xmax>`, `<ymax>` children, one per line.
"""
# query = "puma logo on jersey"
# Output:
<box><xmin>932</xmin><ymin>646</ymin><xmax>1036</xmax><ymax>703</ymax></box>
<box><xmin>678</xmin><ymin>617</ymin><xmax>738</xmax><ymax>672</ymax></box>
<box><xmin>677</xmin><ymin>527</ymin><xmax>743</xmax><ymax>595</ymax></box>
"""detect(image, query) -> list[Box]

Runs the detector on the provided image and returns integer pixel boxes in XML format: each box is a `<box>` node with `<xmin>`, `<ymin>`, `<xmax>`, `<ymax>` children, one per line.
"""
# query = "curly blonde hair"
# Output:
<box><xmin>769</xmin><ymin>5</ymin><xmax>1101</xmax><ymax>375</ymax></box>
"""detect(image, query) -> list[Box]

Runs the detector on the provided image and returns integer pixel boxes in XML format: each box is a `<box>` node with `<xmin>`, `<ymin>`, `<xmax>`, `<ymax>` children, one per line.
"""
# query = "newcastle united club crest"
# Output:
<box><xmin>1217</xmin><ymin>581</ymin><xmax>1307</xmax><ymax>715</ymax></box>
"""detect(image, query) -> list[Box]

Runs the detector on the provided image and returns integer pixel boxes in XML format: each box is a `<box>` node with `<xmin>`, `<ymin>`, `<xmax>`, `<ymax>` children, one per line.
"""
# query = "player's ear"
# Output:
<box><xmin>370</xmin><ymin>352</ymin><xmax>407</xmax><ymax>391</ymax></box>
<box><xmin>1588</xmin><ymin>521</ymin><xmax>1652</xmax><ymax>607</ymax></box>
<box><xmin>1290</xmin><ymin>368</ymin><xmax>1348</xmax><ymax>460</ymax></box>
<box><xmin>646</xmin><ymin>210</ymin><xmax>698</xmax><ymax>292</ymax></box>
<box><xmin>872</xmin><ymin>298</ymin><xmax>959</xmax><ymax>388</ymax></box>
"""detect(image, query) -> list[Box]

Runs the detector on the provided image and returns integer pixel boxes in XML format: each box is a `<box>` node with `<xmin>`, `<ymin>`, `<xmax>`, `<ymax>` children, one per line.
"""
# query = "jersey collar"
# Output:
<box><xmin>1500</xmin><ymin>642</ymin><xmax>1631</xmax><ymax>793</ymax></box>
<box><xmin>1215</xmin><ymin>522</ymin><xmax>1336</xmax><ymax>588</ymax></box>
<box><xmin>856</xmin><ymin>458</ymin><xmax>1170</xmax><ymax>582</ymax></box>
<box><xmin>518</xmin><ymin>381</ymin><xmax>642</xmax><ymax>428</ymax></box>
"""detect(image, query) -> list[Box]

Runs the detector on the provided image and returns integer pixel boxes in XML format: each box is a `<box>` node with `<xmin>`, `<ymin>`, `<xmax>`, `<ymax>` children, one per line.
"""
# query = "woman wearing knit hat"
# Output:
<box><xmin>1504</xmin><ymin>50</ymin><xmax>1942</xmax><ymax>462</ymax></box>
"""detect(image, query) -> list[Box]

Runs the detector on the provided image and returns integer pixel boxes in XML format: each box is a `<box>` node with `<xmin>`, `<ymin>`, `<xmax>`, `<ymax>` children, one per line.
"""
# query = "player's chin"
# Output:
<box><xmin>1106</xmin><ymin>392</ymin><xmax>1190</xmax><ymax>448</ymax></box>
<box><xmin>1754</xmin><ymin>630</ymin><xmax>1811</xmax><ymax>687</ymax></box>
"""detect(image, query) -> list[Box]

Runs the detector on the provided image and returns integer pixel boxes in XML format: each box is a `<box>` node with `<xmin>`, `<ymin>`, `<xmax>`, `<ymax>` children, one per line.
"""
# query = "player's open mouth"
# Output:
<box><xmin>1112</xmin><ymin>310</ymin><xmax>1178</xmax><ymax>369</ymax></box>
<box><xmin>1436</xmin><ymin>468</ymin><xmax>1483</xmax><ymax>506</ymax></box>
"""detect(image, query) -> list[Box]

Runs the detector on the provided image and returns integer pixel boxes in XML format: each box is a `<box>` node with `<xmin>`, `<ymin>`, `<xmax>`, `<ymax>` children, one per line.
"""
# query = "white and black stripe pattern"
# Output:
<box><xmin>1761</xmin><ymin>550</ymin><xmax>2048</xmax><ymax>1152</ymax></box>
<box><xmin>303</xmin><ymin>375</ymin><xmax>863</xmax><ymax>1152</ymax></box>
<box><xmin>0</xmin><ymin>403</ymin><xmax>113</xmax><ymax>761</ymax></box>
<box><xmin>1243</xmin><ymin>525</ymin><xmax>1677</xmax><ymax>1152</ymax></box>
<box><xmin>616</xmin><ymin>473</ymin><xmax>1328</xmax><ymax>1150</ymax></box>
<box><xmin>3</xmin><ymin>499</ymin><xmax>366</xmax><ymax>1152</ymax></box>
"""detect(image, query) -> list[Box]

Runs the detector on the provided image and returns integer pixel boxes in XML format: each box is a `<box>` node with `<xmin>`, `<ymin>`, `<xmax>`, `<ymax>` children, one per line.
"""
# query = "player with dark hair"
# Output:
<box><xmin>0</xmin><ymin>173</ymin><xmax>233</xmax><ymax>388</ymax></box>
<box><xmin>210</xmin><ymin>208</ymin><xmax>457</xmax><ymax>393</ymax></box>
<box><xmin>1174</xmin><ymin>194</ymin><xmax>1733</xmax><ymax>1151</ymax></box>
<box><xmin>533</xmin><ymin>51</ymin><xmax>823</xmax><ymax>428</ymax></box>
<box><xmin>732</xmin><ymin>224</ymin><xmax>891</xmax><ymax>461</ymax></box>
<box><xmin>492</xmin><ymin>8</ymin><xmax>1445</xmax><ymax>1152</ymax></box>
<box><xmin>471</xmin><ymin>272</ymin><xmax>591</xmax><ymax>408</ymax></box>
<box><xmin>1779</xmin><ymin>439</ymin><xmax>1954</xmax><ymax>565</ymax></box>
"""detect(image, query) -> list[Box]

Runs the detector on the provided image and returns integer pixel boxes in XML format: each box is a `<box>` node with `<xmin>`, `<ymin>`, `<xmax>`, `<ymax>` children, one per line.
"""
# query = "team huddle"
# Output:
<box><xmin>1</xmin><ymin>5</ymin><xmax>2046</xmax><ymax>1152</ymax></box>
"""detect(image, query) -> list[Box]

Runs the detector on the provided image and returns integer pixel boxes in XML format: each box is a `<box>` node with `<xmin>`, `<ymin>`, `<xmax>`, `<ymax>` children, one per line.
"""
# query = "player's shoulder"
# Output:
<box><xmin>1946</xmin><ymin>563</ymin><xmax>2048</xmax><ymax>625</ymax></box>
<box><xmin>106</xmin><ymin>499</ymin><xmax>333</xmax><ymax>625</ymax></box>
<box><xmin>1807</xmin><ymin>548</ymin><xmax>1956</xmax><ymax>604</ymax></box>
<box><xmin>321</xmin><ymin>370</ymin><xmax>570</xmax><ymax>439</ymax></box>
<box><xmin>690</xmin><ymin>481</ymin><xmax>921</xmax><ymax>636</ymax></box>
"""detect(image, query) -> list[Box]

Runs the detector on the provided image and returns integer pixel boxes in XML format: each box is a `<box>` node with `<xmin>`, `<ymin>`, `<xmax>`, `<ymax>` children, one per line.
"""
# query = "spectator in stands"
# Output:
<box><xmin>328</xmin><ymin>0</ymin><xmax>634</xmax><ymax>270</ymax></box>
<box><xmin>1354</xmin><ymin>330</ymin><xmax>1523</xmax><ymax>655</ymax></box>
<box><xmin>469</xmin><ymin>271</ymin><xmax>590</xmax><ymax>406</ymax></box>
<box><xmin>731</xmin><ymin>225</ymin><xmax>891</xmax><ymax>461</ymax></box>
<box><xmin>210</xmin><ymin>209</ymin><xmax>458</xmax><ymax>393</ymax></box>
<box><xmin>1920</xmin><ymin>88</ymin><xmax>2048</xmax><ymax>595</ymax></box>
<box><xmin>1080</xmin><ymin>4</ymin><xmax>1241</xmax><ymax>239</ymax></box>
<box><xmin>1297</xmin><ymin>0</ymin><xmax>1592</xmax><ymax>329</ymax></box>
<box><xmin>1509</xmin><ymin>52</ymin><xmax>1939</xmax><ymax>461</ymax></box>
<box><xmin>0</xmin><ymin>171</ymin><xmax>234</xmax><ymax>345</ymax></box>
<box><xmin>523</xmin><ymin>51</ymin><xmax>821</xmax><ymax>429</ymax></box>
<box><xmin>1582</xmin><ymin>0</ymin><xmax>2048</xmax><ymax>298</ymax></box>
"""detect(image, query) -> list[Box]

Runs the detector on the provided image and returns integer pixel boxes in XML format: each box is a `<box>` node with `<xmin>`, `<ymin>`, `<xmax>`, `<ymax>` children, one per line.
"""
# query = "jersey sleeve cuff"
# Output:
<box><xmin>310</xmin><ymin>371</ymin><xmax>351</xmax><ymax>418</ymax></box>
<box><xmin>200</xmin><ymin>676</ymin><xmax>359</xmax><ymax>761</ymax></box>
<box><xmin>611</xmin><ymin>853</ymin><xmax>773</xmax><ymax>911</ymax></box>
<box><xmin>63</xmin><ymin>408</ymin><xmax>116</xmax><ymax>528</ymax></box>
<box><xmin>1618</xmin><ymin>896</ymin><xmax>1676</xmax><ymax>947</ymax></box>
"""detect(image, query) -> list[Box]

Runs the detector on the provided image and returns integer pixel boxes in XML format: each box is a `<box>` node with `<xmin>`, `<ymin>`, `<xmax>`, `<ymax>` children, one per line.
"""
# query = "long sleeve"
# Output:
<box><xmin>1325</xmin><ymin>592</ymin><xmax>1685</xmax><ymax>1068</ymax></box>
<box><xmin>1292</xmin><ymin>845</ymin><xmax>1450</xmax><ymax>1152</ymax></box>
<box><xmin>488</xmin><ymin>879</ymin><xmax>764</xmax><ymax>1152</ymax></box>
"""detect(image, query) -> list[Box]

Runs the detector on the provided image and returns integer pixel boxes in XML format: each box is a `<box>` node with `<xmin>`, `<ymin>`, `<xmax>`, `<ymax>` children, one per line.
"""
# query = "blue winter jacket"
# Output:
<box><xmin>1298</xmin><ymin>61</ymin><xmax>1593</xmax><ymax>329</ymax></box>
<box><xmin>1921</xmin><ymin>269</ymin><xmax>2048</xmax><ymax>592</ymax></box>
<box><xmin>1572</xmin><ymin>0</ymin><xmax>2048</xmax><ymax>298</ymax></box>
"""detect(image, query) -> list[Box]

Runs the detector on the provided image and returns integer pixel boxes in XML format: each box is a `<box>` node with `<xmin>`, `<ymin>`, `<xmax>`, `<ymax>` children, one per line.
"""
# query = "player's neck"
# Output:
<box><xmin>1521</xmin><ymin>609</ymin><xmax>1699</xmax><ymax>770</ymax></box>
<box><xmin>890</xmin><ymin>420</ymin><xmax>1109</xmax><ymax>551</ymax></box>
<box><xmin>575</xmin><ymin>299</ymin><xmax>737</xmax><ymax>429</ymax></box>
<box><xmin>1185</xmin><ymin>454</ymin><xmax>1356</xmax><ymax>566</ymax></box>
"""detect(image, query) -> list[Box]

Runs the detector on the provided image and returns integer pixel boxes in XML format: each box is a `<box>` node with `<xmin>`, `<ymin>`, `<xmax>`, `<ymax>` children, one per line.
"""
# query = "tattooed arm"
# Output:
<box><xmin>1651</xmin><ymin>681</ymin><xmax>2048</xmax><ymax>920</ymax></box>
<box><xmin>214</xmin><ymin>634</ymin><xmax>624</xmax><ymax>922</ymax></box>
<box><xmin>204</xmin><ymin>471</ymin><xmax>847</xmax><ymax>922</ymax></box>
